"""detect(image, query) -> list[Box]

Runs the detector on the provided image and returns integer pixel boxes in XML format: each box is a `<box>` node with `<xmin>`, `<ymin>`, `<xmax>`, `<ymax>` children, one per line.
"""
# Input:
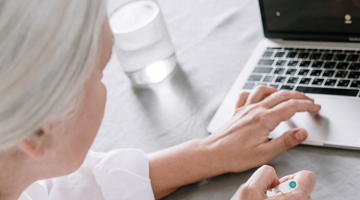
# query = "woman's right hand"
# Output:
<box><xmin>239</xmin><ymin>165</ymin><xmax>316</xmax><ymax>200</ymax></box>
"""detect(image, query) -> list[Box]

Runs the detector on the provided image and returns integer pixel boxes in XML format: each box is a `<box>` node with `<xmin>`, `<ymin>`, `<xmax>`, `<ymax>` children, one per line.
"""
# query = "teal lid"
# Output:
<box><xmin>289</xmin><ymin>181</ymin><xmax>297</xmax><ymax>189</ymax></box>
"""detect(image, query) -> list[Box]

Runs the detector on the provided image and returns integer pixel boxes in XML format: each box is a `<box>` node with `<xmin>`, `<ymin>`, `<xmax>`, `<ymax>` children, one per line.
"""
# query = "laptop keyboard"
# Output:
<box><xmin>243</xmin><ymin>47</ymin><xmax>360</xmax><ymax>97</ymax></box>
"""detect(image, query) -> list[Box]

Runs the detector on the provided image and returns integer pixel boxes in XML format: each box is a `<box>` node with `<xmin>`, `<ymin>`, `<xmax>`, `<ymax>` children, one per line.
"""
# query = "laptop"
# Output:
<box><xmin>207</xmin><ymin>0</ymin><xmax>360</xmax><ymax>150</ymax></box>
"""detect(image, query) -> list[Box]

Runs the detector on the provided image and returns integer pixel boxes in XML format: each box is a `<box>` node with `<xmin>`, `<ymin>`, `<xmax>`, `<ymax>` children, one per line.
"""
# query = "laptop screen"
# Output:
<box><xmin>259</xmin><ymin>0</ymin><xmax>360</xmax><ymax>42</ymax></box>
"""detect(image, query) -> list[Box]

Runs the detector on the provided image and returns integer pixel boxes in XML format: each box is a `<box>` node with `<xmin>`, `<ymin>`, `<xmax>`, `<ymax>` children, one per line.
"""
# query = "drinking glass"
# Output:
<box><xmin>109</xmin><ymin>0</ymin><xmax>177</xmax><ymax>86</ymax></box>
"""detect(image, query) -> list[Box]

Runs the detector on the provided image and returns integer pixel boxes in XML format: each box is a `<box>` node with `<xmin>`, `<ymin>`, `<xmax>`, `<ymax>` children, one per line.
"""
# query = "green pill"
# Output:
<box><xmin>289</xmin><ymin>181</ymin><xmax>297</xmax><ymax>189</ymax></box>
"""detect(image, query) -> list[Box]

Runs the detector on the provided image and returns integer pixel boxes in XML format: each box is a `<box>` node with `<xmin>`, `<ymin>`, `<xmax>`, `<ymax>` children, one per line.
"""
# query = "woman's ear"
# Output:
<box><xmin>17</xmin><ymin>129</ymin><xmax>46</xmax><ymax>160</ymax></box>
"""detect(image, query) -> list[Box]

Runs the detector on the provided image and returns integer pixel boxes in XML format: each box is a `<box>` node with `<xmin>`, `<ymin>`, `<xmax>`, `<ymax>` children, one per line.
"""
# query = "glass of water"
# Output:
<box><xmin>109</xmin><ymin>0</ymin><xmax>176</xmax><ymax>86</ymax></box>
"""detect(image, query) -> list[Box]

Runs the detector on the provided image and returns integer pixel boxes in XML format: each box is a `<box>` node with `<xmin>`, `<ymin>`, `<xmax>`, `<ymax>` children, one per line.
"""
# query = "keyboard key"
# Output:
<box><xmin>248</xmin><ymin>75</ymin><xmax>262</xmax><ymax>81</ymax></box>
<box><xmin>295</xmin><ymin>48</ymin><xmax>306</xmax><ymax>51</ymax></box>
<box><xmin>274</xmin><ymin>68</ymin><xmax>285</xmax><ymax>74</ymax></box>
<box><xmin>262</xmin><ymin>76</ymin><xmax>274</xmax><ymax>82</ymax></box>
<box><xmin>287</xmin><ymin>60</ymin><xmax>299</xmax><ymax>66</ymax></box>
<box><xmin>298</xmin><ymin>69</ymin><xmax>310</xmax><ymax>76</ymax></box>
<box><xmin>319</xmin><ymin>49</ymin><xmax>331</xmax><ymax>52</ymax></box>
<box><xmin>347</xmin><ymin>54</ymin><xmax>359</xmax><ymax>61</ymax></box>
<box><xmin>311</xmin><ymin>61</ymin><xmax>323</xmax><ymax>68</ymax></box>
<box><xmin>298</xmin><ymin>53</ymin><xmax>309</xmax><ymax>59</ymax></box>
<box><xmin>284</xmin><ymin>48</ymin><xmax>294</xmax><ymax>51</ymax></box>
<box><xmin>332</xmin><ymin>49</ymin><xmax>343</xmax><ymax>53</ymax></box>
<box><xmin>349</xmin><ymin>71</ymin><xmax>360</xmax><ymax>79</ymax></box>
<box><xmin>308</xmin><ymin>49</ymin><xmax>318</xmax><ymax>52</ymax></box>
<box><xmin>276</xmin><ymin>60</ymin><xmax>287</xmax><ymax>66</ymax></box>
<box><xmin>286</xmin><ymin>69</ymin><xmax>297</xmax><ymax>75</ymax></box>
<box><xmin>310</xmin><ymin>70</ymin><xmax>322</xmax><ymax>76</ymax></box>
<box><xmin>286</xmin><ymin>52</ymin><xmax>297</xmax><ymax>58</ymax></box>
<box><xmin>345</xmin><ymin>50</ymin><xmax>356</xmax><ymax>53</ymax></box>
<box><xmin>280</xmin><ymin>85</ymin><xmax>294</xmax><ymax>90</ymax></box>
<box><xmin>337</xmin><ymin>80</ymin><xmax>350</xmax><ymax>87</ymax></box>
<box><xmin>325</xmin><ymin>79</ymin><xmax>337</xmax><ymax>86</ymax></box>
<box><xmin>258</xmin><ymin>59</ymin><xmax>274</xmax><ymax>65</ymax></box>
<box><xmin>351</xmin><ymin>81</ymin><xmax>360</xmax><ymax>88</ymax></box>
<box><xmin>334</xmin><ymin>54</ymin><xmax>347</xmax><ymax>61</ymax></box>
<box><xmin>323</xmin><ymin>70</ymin><xmax>335</xmax><ymax>77</ymax></box>
<box><xmin>253</xmin><ymin>67</ymin><xmax>273</xmax><ymax>73</ymax></box>
<box><xmin>300</xmin><ymin>78</ymin><xmax>311</xmax><ymax>84</ymax></box>
<box><xmin>287</xmin><ymin>77</ymin><xmax>299</xmax><ymax>84</ymax></box>
<box><xmin>257</xmin><ymin>83</ymin><xmax>268</xmax><ymax>87</ymax></box>
<box><xmin>349</xmin><ymin>63</ymin><xmax>360</xmax><ymax>70</ymax></box>
<box><xmin>268</xmin><ymin>47</ymin><xmax>281</xmax><ymax>50</ymax></box>
<box><xmin>336</xmin><ymin>62</ymin><xmax>349</xmax><ymax>69</ymax></box>
<box><xmin>322</xmin><ymin>53</ymin><xmax>334</xmax><ymax>60</ymax></box>
<box><xmin>324</xmin><ymin>62</ymin><xmax>336</xmax><ymax>68</ymax></box>
<box><xmin>299</xmin><ymin>61</ymin><xmax>311</xmax><ymax>67</ymax></box>
<box><xmin>270</xmin><ymin>84</ymin><xmax>279</xmax><ymax>89</ymax></box>
<box><xmin>296</xmin><ymin>86</ymin><xmax>359</xmax><ymax>96</ymax></box>
<box><xmin>262</xmin><ymin>51</ymin><xmax>273</xmax><ymax>57</ymax></box>
<box><xmin>335</xmin><ymin>71</ymin><xmax>348</xmax><ymax>78</ymax></box>
<box><xmin>243</xmin><ymin>83</ymin><xmax>255</xmax><ymax>89</ymax></box>
<box><xmin>310</xmin><ymin>53</ymin><xmax>322</xmax><ymax>59</ymax></box>
<box><xmin>275</xmin><ymin>52</ymin><xmax>285</xmax><ymax>58</ymax></box>
<box><xmin>312</xmin><ymin>78</ymin><xmax>324</xmax><ymax>85</ymax></box>
<box><xmin>275</xmin><ymin>76</ymin><xmax>286</xmax><ymax>83</ymax></box>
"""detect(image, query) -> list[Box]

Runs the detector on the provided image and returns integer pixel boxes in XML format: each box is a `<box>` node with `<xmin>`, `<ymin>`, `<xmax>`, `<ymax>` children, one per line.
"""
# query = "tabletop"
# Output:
<box><xmin>92</xmin><ymin>0</ymin><xmax>360</xmax><ymax>199</ymax></box>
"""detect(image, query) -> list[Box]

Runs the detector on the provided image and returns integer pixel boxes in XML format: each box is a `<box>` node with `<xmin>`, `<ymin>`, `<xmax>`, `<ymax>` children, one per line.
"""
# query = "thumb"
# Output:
<box><xmin>265</xmin><ymin>128</ymin><xmax>308</xmax><ymax>157</ymax></box>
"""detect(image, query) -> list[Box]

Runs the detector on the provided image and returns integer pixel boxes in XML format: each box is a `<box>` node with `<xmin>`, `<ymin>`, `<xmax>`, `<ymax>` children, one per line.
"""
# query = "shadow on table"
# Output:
<box><xmin>132</xmin><ymin>64</ymin><xmax>199</xmax><ymax>127</ymax></box>
<box><xmin>162</xmin><ymin>168</ymin><xmax>257</xmax><ymax>200</ymax></box>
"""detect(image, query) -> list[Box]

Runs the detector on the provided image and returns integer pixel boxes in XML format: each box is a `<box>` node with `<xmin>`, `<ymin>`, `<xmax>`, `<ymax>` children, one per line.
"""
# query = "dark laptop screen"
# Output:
<box><xmin>259</xmin><ymin>0</ymin><xmax>360</xmax><ymax>42</ymax></box>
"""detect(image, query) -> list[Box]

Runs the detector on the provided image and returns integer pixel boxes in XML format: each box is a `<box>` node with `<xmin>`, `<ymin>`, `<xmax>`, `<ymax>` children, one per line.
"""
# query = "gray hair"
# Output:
<box><xmin>0</xmin><ymin>0</ymin><xmax>107</xmax><ymax>150</ymax></box>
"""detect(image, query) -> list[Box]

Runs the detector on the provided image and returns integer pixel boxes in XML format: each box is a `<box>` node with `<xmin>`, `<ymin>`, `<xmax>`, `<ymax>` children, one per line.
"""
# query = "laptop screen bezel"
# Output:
<box><xmin>258</xmin><ymin>0</ymin><xmax>360</xmax><ymax>42</ymax></box>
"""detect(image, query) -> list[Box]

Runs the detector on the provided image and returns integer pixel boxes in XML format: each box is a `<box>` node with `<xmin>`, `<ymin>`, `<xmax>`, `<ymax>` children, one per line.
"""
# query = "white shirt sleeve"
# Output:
<box><xmin>19</xmin><ymin>149</ymin><xmax>155</xmax><ymax>200</ymax></box>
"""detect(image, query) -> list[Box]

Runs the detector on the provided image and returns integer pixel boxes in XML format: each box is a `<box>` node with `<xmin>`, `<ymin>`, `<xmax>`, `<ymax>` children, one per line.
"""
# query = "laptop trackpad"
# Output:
<box><xmin>269</xmin><ymin>95</ymin><xmax>360</xmax><ymax>147</ymax></box>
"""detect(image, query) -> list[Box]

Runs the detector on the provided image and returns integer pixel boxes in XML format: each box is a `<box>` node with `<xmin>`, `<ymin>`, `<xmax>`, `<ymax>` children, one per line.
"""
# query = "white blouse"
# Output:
<box><xmin>19</xmin><ymin>149</ymin><xmax>155</xmax><ymax>200</ymax></box>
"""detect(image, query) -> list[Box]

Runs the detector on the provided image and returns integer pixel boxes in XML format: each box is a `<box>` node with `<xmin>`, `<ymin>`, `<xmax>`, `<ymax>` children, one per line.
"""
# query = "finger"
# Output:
<box><xmin>246</xmin><ymin>85</ymin><xmax>278</xmax><ymax>105</ymax></box>
<box><xmin>279</xmin><ymin>171</ymin><xmax>316</xmax><ymax>194</ymax></box>
<box><xmin>293</xmin><ymin>171</ymin><xmax>316</xmax><ymax>196</ymax></box>
<box><xmin>286</xmin><ymin>171</ymin><xmax>316</xmax><ymax>198</ymax></box>
<box><xmin>236</xmin><ymin>92</ymin><xmax>250</xmax><ymax>108</ymax></box>
<box><xmin>279</xmin><ymin>173</ymin><xmax>297</xmax><ymax>183</ymax></box>
<box><xmin>264</xmin><ymin>99</ymin><xmax>321</xmax><ymax>130</ymax></box>
<box><xmin>245</xmin><ymin>165</ymin><xmax>280</xmax><ymax>192</ymax></box>
<box><xmin>271</xmin><ymin>171</ymin><xmax>316</xmax><ymax>200</ymax></box>
<box><xmin>262</xmin><ymin>128</ymin><xmax>308</xmax><ymax>158</ymax></box>
<box><xmin>260</xmin><ymin>90</ymin><xmax>314</xmax><ymax>109</ymax></box>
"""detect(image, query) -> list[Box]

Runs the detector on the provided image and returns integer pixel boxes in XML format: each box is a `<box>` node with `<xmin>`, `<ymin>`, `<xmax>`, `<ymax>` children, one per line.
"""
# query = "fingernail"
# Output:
<box><xmin>294</xmin><ymin>131</ymin><xmax>305</xmax><ymax>142</ymax></box>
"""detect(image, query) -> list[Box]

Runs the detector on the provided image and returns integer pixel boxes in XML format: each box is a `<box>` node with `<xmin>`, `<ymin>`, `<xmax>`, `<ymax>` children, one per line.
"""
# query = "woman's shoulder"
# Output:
<box><xmin>20</xmin><ymin>149</ymin><xmax>155</xmax><ymax>200</ymax></box>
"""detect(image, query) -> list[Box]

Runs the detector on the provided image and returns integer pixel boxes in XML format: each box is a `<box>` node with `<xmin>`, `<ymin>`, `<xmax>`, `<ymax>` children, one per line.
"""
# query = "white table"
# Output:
<box><xmin>92</xmin><ymin>0</ymin><xmax>360</xmax><ymax>199</ymax></box>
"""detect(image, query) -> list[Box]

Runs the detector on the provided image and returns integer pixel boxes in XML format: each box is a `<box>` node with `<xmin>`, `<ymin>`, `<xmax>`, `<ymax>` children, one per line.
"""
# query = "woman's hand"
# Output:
<box><xmin>202</xmin><ymin>85</ymin><xmax>321</xmax><ymax>173</ymax></box>
<box><xmin>239</xmin><ymin>165</ymin><xmax>316</xmax><ymax>200</ymax></box>
<box><xmin>149</xmin><ymin>86</ymin><xmax>321</xmax><ymax>199</ymax></box>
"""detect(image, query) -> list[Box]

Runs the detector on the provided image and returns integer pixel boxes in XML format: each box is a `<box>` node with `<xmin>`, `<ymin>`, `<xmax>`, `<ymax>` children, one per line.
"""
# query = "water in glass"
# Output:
<box><xmin>110</xmin><ymin>0</ymin><xmax>176</xmax><ymax>85</ymax></box>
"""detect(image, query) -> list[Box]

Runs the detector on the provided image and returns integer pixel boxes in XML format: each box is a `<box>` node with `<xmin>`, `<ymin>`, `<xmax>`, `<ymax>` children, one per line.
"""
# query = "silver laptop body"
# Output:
<box><xmin>208</xmin><ymin>0</ymin><xmax>360</xmax><ymax>150</ymax></box>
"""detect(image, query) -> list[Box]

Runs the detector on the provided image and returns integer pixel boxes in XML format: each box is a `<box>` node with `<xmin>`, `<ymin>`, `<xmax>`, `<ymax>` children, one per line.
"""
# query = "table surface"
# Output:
<box><xmin>92</xmin><ymin>0</ymin><xmax>360</xmax><ymax>199</ymax></box>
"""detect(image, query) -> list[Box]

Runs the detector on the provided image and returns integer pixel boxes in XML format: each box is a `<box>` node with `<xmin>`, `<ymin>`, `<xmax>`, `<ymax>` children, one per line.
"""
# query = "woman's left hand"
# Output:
<box><xmin>201</xmin><ymin>86</ymin><xmax>321</xmax><ymax>173</ymax></box>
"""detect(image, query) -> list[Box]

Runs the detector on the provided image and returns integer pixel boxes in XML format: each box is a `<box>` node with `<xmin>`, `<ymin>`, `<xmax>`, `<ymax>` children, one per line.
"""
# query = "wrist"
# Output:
<box><xmin>197</xmin><ymin>137</ymin><xmax>231</xmax><ymax>176</ymax></box>
<box><xmin>148</xmin><ymin>138</ymin><xmax>228</xmax><ymax>196</ymax></box>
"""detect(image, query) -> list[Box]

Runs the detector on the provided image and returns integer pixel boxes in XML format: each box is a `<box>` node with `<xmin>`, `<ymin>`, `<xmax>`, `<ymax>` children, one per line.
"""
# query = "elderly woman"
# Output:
<box><xmin>0</xmin><ymin>0</ymin><xmax>319</xmax><ymax>199</ymax></box>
